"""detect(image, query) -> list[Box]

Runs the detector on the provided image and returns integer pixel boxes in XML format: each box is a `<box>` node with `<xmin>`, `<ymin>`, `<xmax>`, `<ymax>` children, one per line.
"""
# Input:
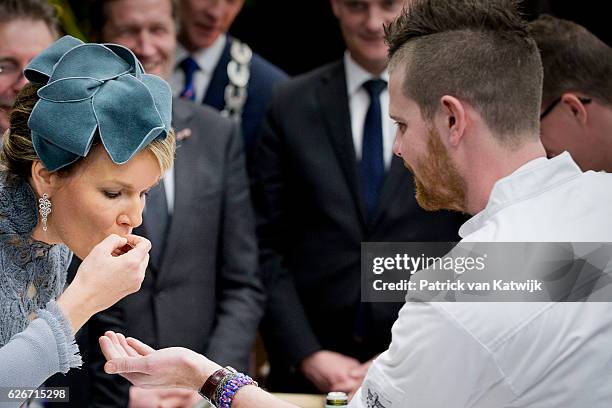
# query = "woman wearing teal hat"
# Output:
<box><xmin>0</xmin><ymin>35</ymin><xmax>175</xmax><ymax>401</ymax></box>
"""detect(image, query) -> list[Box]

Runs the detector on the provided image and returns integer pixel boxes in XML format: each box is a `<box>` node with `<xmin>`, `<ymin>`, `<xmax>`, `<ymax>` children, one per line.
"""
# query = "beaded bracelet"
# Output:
<box><xmin>215</xmin><ymin>372</ymin><xmax>257</xmax><ymax>408</ymax></box>
<box><xmin>213</xmin><ymin>370</ymin><xmax>236</xmax><ymax>405</ymax></box>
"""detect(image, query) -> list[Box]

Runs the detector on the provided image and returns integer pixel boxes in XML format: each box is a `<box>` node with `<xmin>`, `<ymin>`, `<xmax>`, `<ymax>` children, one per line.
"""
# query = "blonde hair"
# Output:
<box><xmin>148</xmin><ymin>129</ymin><xmax>176</xmax><ymax>174</ymax></box>
<box><xmin>1</xmin><ymin>83</ymin><xmax>176</xmax><ymax>179</ymax></box>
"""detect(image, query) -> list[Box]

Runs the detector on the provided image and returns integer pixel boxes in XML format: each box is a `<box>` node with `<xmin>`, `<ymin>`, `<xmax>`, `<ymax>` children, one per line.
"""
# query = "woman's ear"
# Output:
<box><xmin>30</xmin><ymin>161</ymin><xmax>58</xmax><ymax>197</ymax></box>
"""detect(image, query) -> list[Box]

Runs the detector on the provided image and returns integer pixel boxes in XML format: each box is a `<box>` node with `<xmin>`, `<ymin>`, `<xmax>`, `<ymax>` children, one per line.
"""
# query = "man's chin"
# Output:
<box><xmin>415</xmin><ymin>190</ymin><xmax>445</xmax><ymax>212</ymax></box>
<box><xmin>416</xmin><ymin>195</ymin><xmax>464</xmax><ymax>213</ymax></box>
<box><xmin>414</xmin><ymin>177</ymin><xmax>465</xmax><ymax>213</ymax></box>
<box><xmin>414</xmin><ymin>177</ymin><xmax>439</xmax><ymax>211</ymax></box>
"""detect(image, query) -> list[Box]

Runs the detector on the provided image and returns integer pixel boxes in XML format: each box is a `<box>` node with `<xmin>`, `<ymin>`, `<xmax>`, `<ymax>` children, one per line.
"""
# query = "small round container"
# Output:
<box><xmin>325</xmin><ymin>391</ymin><xmax>348</xmax><ymax>407</ymax></box>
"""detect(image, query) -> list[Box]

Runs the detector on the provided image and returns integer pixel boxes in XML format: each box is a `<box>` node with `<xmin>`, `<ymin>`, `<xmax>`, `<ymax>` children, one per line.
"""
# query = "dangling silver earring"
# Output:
<box><xmin>39</xmin><ymin>193</ymin><xmax>52</xmax><ymax>232</ymax></box>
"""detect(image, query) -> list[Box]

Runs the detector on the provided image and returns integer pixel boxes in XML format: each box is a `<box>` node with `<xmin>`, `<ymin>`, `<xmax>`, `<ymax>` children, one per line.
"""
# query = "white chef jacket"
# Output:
<box><xmin>350</xmin><ymin>152</ymin><xmax>612</xmax><ymax>407</ymax></box>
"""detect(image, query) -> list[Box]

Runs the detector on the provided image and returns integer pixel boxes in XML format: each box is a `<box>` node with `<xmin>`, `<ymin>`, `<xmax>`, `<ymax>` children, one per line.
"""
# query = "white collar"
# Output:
<box><xmin>343</xmin><ymin>51</ymin><xmax>389</xmax><ymax>96</ymax></box>
<box><xmin>175</xmin><ymin>34</ymin><xmax>227</xmax><ymax>74</ymax></box>
<box><xmin>459</xmin><ymin>152</ymin><xmax>583</xmax><ymax>238</ymax></box>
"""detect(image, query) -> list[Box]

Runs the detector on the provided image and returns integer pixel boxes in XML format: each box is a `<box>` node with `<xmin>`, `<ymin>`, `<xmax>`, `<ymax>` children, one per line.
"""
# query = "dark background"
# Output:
<box><xmin>69</xmin><ymin>0</ymin><xmax>610</xmax><ymax>77</ymax></box>
<box><xmin>230</xmin><ymin>0</ymin><xmax>610</xmax><ymax>76</ymax></box>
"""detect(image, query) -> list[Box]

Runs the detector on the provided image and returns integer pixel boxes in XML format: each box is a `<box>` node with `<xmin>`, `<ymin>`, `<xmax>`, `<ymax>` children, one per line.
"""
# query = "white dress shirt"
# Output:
<box><xmin>169</xmin><ymin>34</ymin><xmax>227</xmax><ymax>103</ymax></box>
<box><xmin>350</xmin><ymin>153</ymin><xmax>612</xmax><ymax>407</ymax></box>
<box><xmin>344</xmin><ymin>52</ymin><xmax>395</xmax><ymax>169</ymax></box>
<box><xmin>162</xmin><ymin>166</ymin><xmax>174</xmax><ymax>215</ymax></box>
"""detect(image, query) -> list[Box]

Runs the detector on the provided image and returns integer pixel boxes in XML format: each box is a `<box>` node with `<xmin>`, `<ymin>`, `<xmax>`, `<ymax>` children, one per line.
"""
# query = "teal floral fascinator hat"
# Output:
<box><xmin>24</xmin><ymin>36</ymin><xmax>172</xmax><ymax>172</ymax></box>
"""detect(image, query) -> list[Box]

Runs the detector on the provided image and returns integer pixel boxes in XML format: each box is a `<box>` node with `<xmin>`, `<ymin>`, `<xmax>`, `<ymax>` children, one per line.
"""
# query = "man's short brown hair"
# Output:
<box><xmin>0</xmin><ymin>0</ymin><xmax>59</xmax><ymax>35</ymax></box>
<box><xmin>385</xmin><ymin>0</ymin><xmax>543</xmax><ymax>145</ymax></box>
<box><xmin>529</xmin><ymin>14</ymin><xmax>612</xmax><ymax>107</ymax></box>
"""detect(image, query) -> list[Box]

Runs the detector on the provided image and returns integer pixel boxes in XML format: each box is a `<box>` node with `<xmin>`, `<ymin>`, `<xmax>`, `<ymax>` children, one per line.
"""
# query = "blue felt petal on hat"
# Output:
<box><xmin>28</xmin><ymin>98</ymin><xmax>98</xmax><ymax>157</ymax></box>
<box><xmin>31</xmin><ymin>131</ymin><xmax>81</xmax><ymax>172</ymax></box>
<box><xmin>140</xmin><ymin>74</ymin><xmax>173</xmax><ymax>132</ymax></box>
<box><xmin>37</xmin><ymin>77</ymin><xmax>103</xmax><ymax>103</ymax></box>
<box><xmin>24</xmin><ymin>36</ymin><xmax>84</xmax><ymax>84</ymax></box>
<box><xmin>50</xmin><ymin>44</ymin><xmax>131</xmax><ymax>83</ymax></box>
<box><xmin>103</xmin><ymin>44</ymin><xmax>145</xmax><ymax>79</ymax></box>
<box><xmin>93</xmin><ymin>75</ymin><xmax>165</xmax><ymax>164</ymax></box>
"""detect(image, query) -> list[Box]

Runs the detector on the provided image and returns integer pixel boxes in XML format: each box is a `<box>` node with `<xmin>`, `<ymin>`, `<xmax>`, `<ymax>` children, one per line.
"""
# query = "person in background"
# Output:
<box><xmin>253</xmin><ymin>0</ymin><xmax>464</xmax><ymax>395</ymax></box>
<box><xmin>172</xmin><ymin>0</ymin><xmax>288</xmax><ymax>154</ymax></box>
<box><xmin>0</xmin><ymin>0</ymin><xmax>57</xmax><ymax>134</ymax></box>
<box><xmin>91</xmin><ymin>0</ymin><xmax>265</xmax><ymax>406</ymax></box>
<box><xmin>529</xmin><ymin>14</ymin><xmax>612</xmax><ymax>172</ymax></box>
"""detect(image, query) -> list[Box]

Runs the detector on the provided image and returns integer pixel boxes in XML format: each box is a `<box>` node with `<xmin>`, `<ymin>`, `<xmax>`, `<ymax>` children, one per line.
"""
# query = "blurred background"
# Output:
<box><xmin>56</xmin><ymin>0</ymin><xmax>610</xmax><ymax>77</ymax></box>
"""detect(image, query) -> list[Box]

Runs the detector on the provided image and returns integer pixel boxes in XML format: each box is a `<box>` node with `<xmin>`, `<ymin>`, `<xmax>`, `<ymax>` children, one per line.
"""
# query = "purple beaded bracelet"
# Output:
<box><xmin>215</xmin><ymin>372</ymin><xmax>257</xmax><ymax>408</ymax></box>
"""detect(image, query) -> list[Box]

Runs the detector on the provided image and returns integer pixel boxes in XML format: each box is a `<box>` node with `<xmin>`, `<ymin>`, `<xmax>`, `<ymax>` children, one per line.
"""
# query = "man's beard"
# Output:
<box><xmin>407</xmin><ymin>127</ymin><xmax>467</xmax><ymax>213</ymax></box>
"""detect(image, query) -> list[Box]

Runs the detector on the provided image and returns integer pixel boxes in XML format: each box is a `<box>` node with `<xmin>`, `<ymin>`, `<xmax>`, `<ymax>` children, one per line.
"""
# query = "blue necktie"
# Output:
<box><xmin>179</xmin><ymin>56</ymin><xmax>199</xmax><ymax>101</ymax></box>
<box><xmin>361</xmin><ymin>79</ymin><xmax>387</xmax><ymax>220</ymax></box>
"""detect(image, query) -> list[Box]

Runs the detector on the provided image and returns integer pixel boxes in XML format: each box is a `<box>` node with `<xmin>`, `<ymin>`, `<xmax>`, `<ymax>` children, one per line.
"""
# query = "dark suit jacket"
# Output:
<box><xmin>202</xmin><ymin>36</ymin><xmax>288</xmax><ymax>152</ymax></box>
<box><xmin>253</xmin><ymin>60</ymin><xmax>465</xmax><ymax>391</ymax></box>
<box><xmin>120</xmin><ymin>98</ymin><xmax>264</xmax><ymax>372</ymax></box>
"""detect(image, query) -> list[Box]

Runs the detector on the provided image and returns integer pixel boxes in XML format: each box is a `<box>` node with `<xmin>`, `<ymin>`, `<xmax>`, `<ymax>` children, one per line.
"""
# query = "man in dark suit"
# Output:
<box><xmin>93</xmin><ymin>0</ymin><xmax>264</xmax><ymax>406</ymax></box>
<box><xmin>254</xmin><ymin>0</ymin><xmax>464</xmax><ymax>395</ymax></box>
<box><xmin>171</xmin><ymin>0</ymin><xmax>288</xmax><ymax>153</ymax></box>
